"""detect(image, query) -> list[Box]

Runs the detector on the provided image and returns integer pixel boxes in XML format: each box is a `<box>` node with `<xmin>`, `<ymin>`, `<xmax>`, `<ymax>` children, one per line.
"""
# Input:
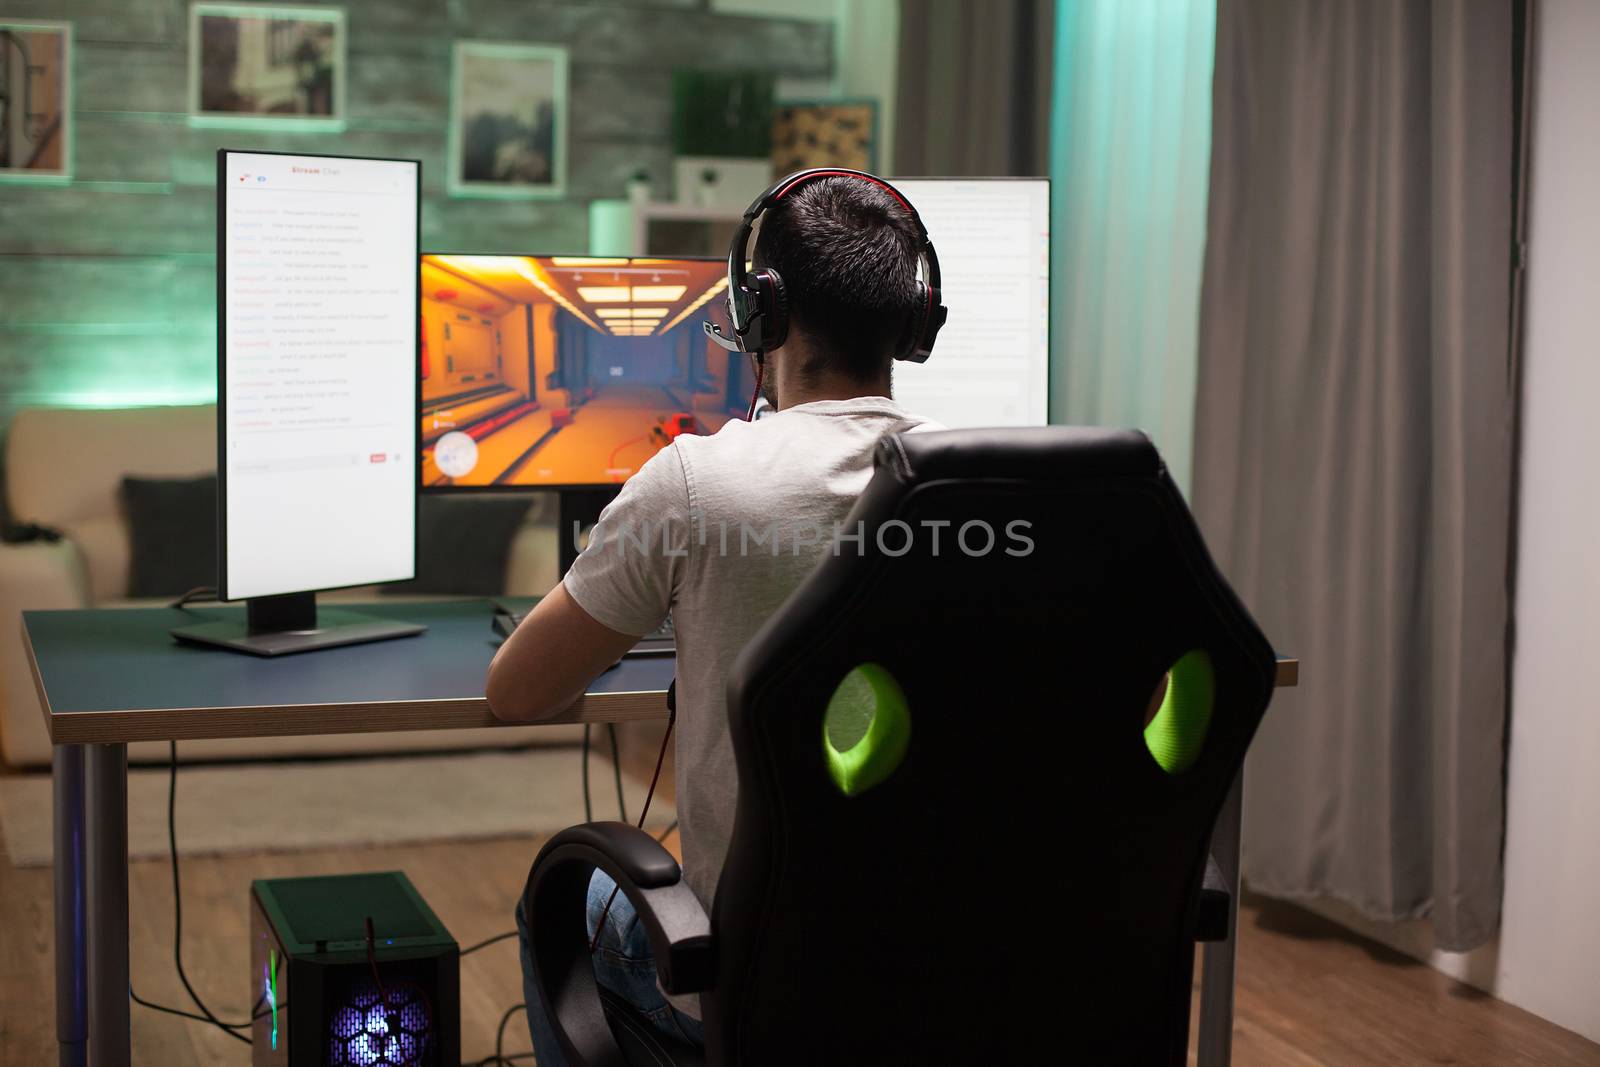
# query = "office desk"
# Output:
<box><xmin>25</xmin><ymin>599</ymin><xmax>672</xmax><ymax>1067</ymax></box>
<box><xmin>27</xmin><ymin>600</ymin><xmax>1296</xmax><ymax>1067</ymax></box>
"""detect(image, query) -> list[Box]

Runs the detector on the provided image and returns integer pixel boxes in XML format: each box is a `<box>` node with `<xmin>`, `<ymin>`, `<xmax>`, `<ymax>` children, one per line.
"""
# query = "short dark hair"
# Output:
<box><xmin>752</xmin><ymin>175</ymin><xmax>923</xmax><ymax>383</ymax></box>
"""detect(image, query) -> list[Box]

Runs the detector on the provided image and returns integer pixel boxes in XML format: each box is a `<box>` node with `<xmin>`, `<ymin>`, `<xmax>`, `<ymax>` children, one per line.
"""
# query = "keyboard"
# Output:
<box><xmin>492</xmin><ymin>607</ymin><xmax>675</xmax><ymax>656</ymax></box>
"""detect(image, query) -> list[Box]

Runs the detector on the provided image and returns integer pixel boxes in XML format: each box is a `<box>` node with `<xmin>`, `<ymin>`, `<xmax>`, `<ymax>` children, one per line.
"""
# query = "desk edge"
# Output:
<box><xmin>41</xmin><ymin>689</ymin><xmax>671</xmax><ymax>745</ymax></box>
<box><xmin>22</xmin><ymin>617</ymin><xmax>57</xmax><ymax>742</ymax></box>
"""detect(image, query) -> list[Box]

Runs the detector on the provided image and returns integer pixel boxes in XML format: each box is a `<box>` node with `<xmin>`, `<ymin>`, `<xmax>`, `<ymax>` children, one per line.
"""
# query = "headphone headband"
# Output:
<box><xmin>705</xmin><ymin>168</ymin><xmax>947</xmax><ymax>366</ymax></box>
<box><xmin>764</xmin><ymin>168</ymin><xmax>915</xmax><ymax>215</ymax></box>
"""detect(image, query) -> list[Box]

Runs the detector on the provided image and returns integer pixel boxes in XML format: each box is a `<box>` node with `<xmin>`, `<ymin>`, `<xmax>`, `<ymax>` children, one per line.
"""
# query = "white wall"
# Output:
<box><xmin>1495</xmin><ymin>0</ymin><xmax>1600</xmax><ymax>1044</ymax></box>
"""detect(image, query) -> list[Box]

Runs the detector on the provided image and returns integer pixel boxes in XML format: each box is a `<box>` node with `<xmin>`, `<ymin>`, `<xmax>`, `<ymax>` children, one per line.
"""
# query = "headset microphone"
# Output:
<box><xmin>702</xmin><ymin>320</ymin><xmax>741</xmax><ymax>352</ymax></box>
<box><xmin>704</xmin><ymin>322</ymin><xmax>766</xmax><ymax>419</ymax></box>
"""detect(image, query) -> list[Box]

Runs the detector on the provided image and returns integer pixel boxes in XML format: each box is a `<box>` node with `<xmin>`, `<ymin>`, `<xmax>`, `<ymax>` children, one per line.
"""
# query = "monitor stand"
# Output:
<box><xmin>559</xmin><ymin>487</ymin><xmax>621</xmax><ymax>574</ymax></box>
<box><xmin>170</xmin><ymin>592</ymin><xmax>426</xmax><ymax>657</ymax></box>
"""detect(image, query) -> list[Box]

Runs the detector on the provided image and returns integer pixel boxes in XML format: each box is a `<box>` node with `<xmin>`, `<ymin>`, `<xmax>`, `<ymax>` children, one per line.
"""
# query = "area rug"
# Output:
<box><xmin>0</xmin><ymin>746</ymin><xmax>673</xmax><ymax>868</ymax></box>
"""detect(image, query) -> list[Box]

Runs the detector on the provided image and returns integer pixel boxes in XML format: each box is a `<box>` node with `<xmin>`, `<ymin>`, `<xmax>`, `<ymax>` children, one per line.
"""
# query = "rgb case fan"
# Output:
<box><xmin>251</xmin><ymin>872</ymin><xmax>459</xmax><ymax>1066</ymax></box>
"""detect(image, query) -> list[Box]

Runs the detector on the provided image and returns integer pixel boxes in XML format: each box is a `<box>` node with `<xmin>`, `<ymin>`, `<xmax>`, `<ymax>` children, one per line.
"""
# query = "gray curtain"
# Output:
<box><xmin>895</xmin><ymin>0</ymin><xmax>1054</xmax><ymax>176</ymax></box>
<box><xmin>1192</xmin><ymin>0</ymin><xmax>1518</xmax><ymax>950</ymax></box>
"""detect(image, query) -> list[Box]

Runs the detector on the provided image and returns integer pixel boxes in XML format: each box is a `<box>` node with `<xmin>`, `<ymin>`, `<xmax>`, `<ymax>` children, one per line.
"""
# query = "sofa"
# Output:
<box><xmin>0</xmin><ymin>404</ymin><xmax>580</xmax><ymax>768</ymax></box>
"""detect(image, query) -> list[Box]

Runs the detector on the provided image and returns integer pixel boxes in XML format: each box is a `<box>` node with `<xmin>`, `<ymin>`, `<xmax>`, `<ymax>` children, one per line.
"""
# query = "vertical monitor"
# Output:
<box><xmin>890</xmin><ymin>178</ymin><xmax>1050</xmax><ymax>428</ymax></box>
<box><xmin>218</xmin><ymin>150</ymin><xmax>420</xmax><ymax>600</ymax></box>
<box><xmin>418</xmin><ymin>255</ymin><xmax>739</xmax><ymax>489</ymax></box>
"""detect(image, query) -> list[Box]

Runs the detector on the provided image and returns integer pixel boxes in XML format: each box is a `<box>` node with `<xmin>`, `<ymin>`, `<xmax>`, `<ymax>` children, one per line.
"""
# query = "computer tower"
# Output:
<box><xmin>250</xmin><ymin>872</ymin><xmax>459</xmax><ymax>1066</ymax></box>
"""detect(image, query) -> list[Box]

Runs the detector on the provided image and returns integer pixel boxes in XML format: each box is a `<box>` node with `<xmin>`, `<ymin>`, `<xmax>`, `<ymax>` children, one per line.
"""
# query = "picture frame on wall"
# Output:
<box><xmin>449</xmin><ymin>41</ymin><xmax>568</xmax><ymax>199</ymax></box>
<box><xmin>188</xmin><ymin>3</ymin><xmax>346</xmax><ymax>130</ymax></box>
<box><xmin>0</xmin><ymin>19</ymin><xmax>73</xmax><ymax>183</ymax></box>
<box><xmin>771</xmin><ymin>99</ymin><xmax>879</xmax><ymax>174</ymax></box>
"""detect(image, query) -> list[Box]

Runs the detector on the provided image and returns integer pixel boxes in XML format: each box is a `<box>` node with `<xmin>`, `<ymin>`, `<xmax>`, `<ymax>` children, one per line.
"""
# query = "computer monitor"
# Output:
<box><xmin>418</xmin><ymin>179</ymin><xmax>1047</xmax><ymax>493</ymax></box>
<box><xmin>418</xmin><ymin>255</ymin><xmax>743</xmax><ymax>490</ymax></box>
<box><xmin>175</xmin><ymin>150</ymin><xmax>424</xmax><ymax>655</ymax></box>
<box><xmin>889</xmin><ymin>178</ymin><xmax>1051</xmax><ymax>428</ymax></box>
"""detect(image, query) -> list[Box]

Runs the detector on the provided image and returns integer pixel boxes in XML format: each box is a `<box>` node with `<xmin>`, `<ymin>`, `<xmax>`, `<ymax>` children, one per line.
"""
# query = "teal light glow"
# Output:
<box><xmin>264</xmin><ymin>949</ymin><xmax>279</xmax><ymax>1050</ymax></box>
<box><xmin>1049</xmin><ymin>0</ymin><xmax>1216</xmax><ymax>491</ymax></box>
<box><xmin>10</xmin><ymin>386</ymin><xmax>216</xmax><ymax>410</ymax></box>
<box><xmin>1</xmin><ymin>331</ymin><xmax>216</xmax><ymax>412</ymax></box>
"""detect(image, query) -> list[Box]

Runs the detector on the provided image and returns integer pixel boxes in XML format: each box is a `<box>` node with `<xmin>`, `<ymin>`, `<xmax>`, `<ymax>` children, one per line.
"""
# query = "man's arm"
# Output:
<box><xmin>488</xmin><ymin>443</ymin><xmax>688</xmax><ymax>721</ymax></box>
<box><xmin>485</xmin><ymin>581</ymin><xmax>640</xmax><ymax>722</ymax></box>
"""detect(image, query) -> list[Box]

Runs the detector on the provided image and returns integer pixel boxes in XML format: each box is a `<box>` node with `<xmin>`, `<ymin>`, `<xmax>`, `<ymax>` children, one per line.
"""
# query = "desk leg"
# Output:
<box><xmin>1196</xmin><ymin>772</ymin><xmax>1243</xmax><ymax>1067</ymax></box>
<box><xmin>86</xmin><ymin>744</ymin><xmax>130</xmax><ymax>1067</ymax></box>
<box><xmin>53</xmin><ymin>745</ymin><xmax>88</xmax><ymax>1067</ymax></box>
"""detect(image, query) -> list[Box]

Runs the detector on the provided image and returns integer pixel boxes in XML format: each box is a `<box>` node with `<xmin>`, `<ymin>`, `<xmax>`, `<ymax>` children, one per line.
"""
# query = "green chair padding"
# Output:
<box><xmin>823</xmin><ymin>663</ymin><xmax>911</xmax><ymax>796</ymax></box>
<box><xmin>1144</xmin><ymin>649</ymin><xmax>1215</xmax><ymax>774</ymax></box>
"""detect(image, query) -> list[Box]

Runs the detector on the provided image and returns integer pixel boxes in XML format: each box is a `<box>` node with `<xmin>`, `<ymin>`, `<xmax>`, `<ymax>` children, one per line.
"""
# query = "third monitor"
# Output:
<box><xmin>419</xmin><ymin>178</ymin><xmax>1049</xmax><ymax>491</ymax></box>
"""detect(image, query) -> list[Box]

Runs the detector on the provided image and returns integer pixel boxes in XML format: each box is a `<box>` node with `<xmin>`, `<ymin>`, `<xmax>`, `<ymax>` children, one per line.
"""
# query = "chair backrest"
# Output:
<box><xmin>701</xmin><ymin>427</ymin><xmax>1277</xmax><ymax>1065</ymax></box>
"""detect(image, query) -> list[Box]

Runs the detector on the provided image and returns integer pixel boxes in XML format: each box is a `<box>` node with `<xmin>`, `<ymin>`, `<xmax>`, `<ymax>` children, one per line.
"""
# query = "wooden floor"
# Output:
<box><xmin>2</xmin><ymin>738</ymin><xmax>1597</xmax><ymax>1065</ymax></box>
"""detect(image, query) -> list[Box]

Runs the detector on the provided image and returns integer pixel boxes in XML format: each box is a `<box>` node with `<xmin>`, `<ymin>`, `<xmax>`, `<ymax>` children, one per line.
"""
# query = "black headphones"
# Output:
<box><xmin>702</xmin><ymin>168</ymin><xmax>948</xmax><ymax>365</ymax></box>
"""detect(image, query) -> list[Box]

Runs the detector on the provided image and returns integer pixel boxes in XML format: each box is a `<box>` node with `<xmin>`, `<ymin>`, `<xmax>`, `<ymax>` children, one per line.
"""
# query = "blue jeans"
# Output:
<box><xmin>516</xmin><ymin>869</ymin><xmax>705</xmax><ymax>1066</ymax></box>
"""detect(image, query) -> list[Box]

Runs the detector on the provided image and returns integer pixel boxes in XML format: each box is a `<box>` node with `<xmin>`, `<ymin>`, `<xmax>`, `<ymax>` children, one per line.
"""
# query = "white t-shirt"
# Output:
<box><xmin>564</xmin><ymin>397</ymin><xmax>939</xmax><ymax>915</ymax></box>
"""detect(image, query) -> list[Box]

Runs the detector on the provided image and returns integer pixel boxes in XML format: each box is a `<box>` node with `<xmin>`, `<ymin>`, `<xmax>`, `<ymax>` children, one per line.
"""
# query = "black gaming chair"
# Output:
<box><xmin>523</xmin><ymin>427</ymin><xmax>1278</xmax><ymax>1065</ymax></box>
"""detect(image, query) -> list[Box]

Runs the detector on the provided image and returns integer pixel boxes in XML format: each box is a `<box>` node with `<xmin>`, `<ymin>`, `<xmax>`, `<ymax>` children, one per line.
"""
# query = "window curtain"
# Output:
<box><xmin>1047</xmin><ymin>0</ymin><xmax>1217</xmax><ymax>490</ymax></box>
<box><xmin>1191</xmin><ymin>0</ymin><xmax>1518</xmax><ymax>950</ymax></box>
<box><xmin>895</xmin><ymin>0</ymin><xmax>1055</xmax><ymax>177</ymax></box>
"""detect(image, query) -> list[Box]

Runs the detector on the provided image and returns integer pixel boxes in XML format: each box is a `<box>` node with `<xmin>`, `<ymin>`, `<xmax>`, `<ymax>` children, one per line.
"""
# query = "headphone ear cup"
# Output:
<box><xmin>922</xmin><ymin>284</ymin><xmax>946</xmax><ymax>350</ymax></box>
<box><xmin>898</xmin><ymin>282</ymin><xmax>945</xmax><ymax>363</ymax></box>
<box><xmin>754</xmin><ymin>267</ymin><xmax>788</xmax><ymax>351</ymax></box>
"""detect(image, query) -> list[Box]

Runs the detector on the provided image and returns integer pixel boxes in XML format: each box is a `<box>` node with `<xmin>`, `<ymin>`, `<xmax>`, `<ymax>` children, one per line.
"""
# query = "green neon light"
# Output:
<box><xmin>13</xmin><ymin>387</ymin><xmax>216</xmax><ymax>410</ymax></box>
<box><xmin>267</xmin><ymin>948</ymin><xmax>279</xmax><ymax>1050</ymax></box>
<box><xmin>1144</xmin><ymin>650</ymin><xmax>1215</xmax><ymax>774</ymax></box>
<box><xmin>823</xmin><ymin>664</ymin><xmax>912</xmax><ymax>797</ymax></box>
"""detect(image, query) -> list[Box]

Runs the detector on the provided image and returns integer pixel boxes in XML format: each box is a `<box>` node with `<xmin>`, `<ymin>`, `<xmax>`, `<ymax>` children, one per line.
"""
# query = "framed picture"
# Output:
<box><xmin>671</xmin><ymin>69</ymin><xmax>775</xmax><ymax>159</ymax></box>
<box><xmin>771</xmin><ymin>100</ymin><xmax>878</xmax><ymax>174</ymax></box>
<box><xmin>0</xmin><ymin>20</ymin><xmax>73</xmax><ymax>183</ymax></box>
<box><xmin>449</xmin><ymin>41</ymin><xmax>568</xmax><ymax>199</ymax></box>
<box><xmin>188</xmin><ymin>4</ymin><xmax>345</xmax><ymax>130</ymax></box>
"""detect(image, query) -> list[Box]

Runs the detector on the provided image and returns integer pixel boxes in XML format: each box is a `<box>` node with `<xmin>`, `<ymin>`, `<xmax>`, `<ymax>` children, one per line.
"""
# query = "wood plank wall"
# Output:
<box><xmin>0</xmin><ymin>0</ymin><xmax>832</xmax><ymax>455</ymax></box>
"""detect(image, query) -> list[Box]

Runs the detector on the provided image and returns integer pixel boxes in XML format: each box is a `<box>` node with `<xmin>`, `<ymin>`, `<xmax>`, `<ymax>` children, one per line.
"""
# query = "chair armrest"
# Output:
<box><xmin>1196</xmin><ymin>852</ymin><xmax>1232</xmax><ymax>942</ymax></box>
<box><xmin>543</xmin><ymin>821</ymin><xmax>685</xmax><ymax>887</ymax></box>
<box><xmin>523</xmin><ymin>822</ymin><xmax>714</xmax><ymax>1067</ymax></box>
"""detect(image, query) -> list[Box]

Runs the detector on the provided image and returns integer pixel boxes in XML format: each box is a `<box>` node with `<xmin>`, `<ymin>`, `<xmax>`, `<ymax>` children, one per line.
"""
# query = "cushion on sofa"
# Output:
<box><xmin>384</xmin><ymin>494</ymin><xmax>534</xmax><ymax>595</ymax></box>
